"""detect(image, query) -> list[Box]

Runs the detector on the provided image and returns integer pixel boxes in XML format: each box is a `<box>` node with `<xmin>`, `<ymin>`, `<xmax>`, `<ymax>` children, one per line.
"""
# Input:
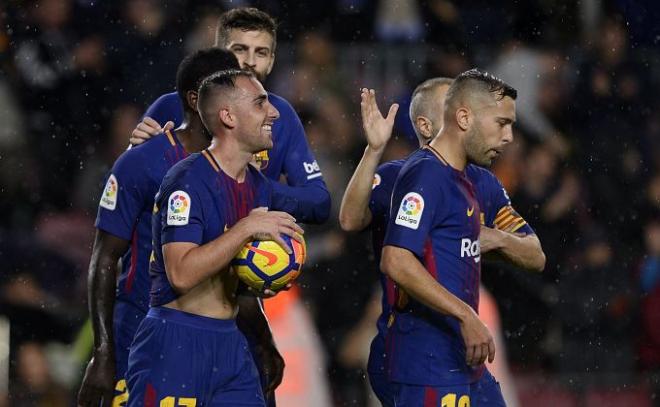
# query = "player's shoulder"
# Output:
<box><xmin>377</xmin><ymin>158</ymin><xmax>406</xmax><ymax>175</ymax></box>
<box><xmin>161</xmin><ymin>153</ymin><xmax>205</xmax><ymax>189</ymax></box>
<box><xmin>113</xmin><ymin>133</ymin><xmax>171</xmax><ymax>171</ymax></box>
<box><xmin>466</xmin><ymin>164</ymin><xmax>501</xmax><ymax>187</ymax></box>
<box><xmin>401</xmin><ymin>149</ymin><xmax>444</xmax><ymax>175</ymax></box>
<box><xmin>267</xmin><ymin>92</ymin><xmax>298</xmax><ymax>118</ymax></box>
<box><xmin>150</xmin><ymin>91</ymin><xmax>179</xmax><ymax>107</ymax></box>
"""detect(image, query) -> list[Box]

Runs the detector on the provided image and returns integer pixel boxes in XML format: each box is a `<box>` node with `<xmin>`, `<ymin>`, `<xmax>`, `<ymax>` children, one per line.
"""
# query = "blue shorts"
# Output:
<box><xmin>367</xmin><ymin>333</ymin><xmax>394</xmax><ymax>407</ymax></box>
<box><xmin>126</xmin><ymin>307</ymin><xmax>265</xmax><ymax>406</ymax></box>
<box><xmin>112</xmin><ymin>301</ymin><xmax>147</xmax><ymax>405</ymax></box>
<box><xmin>392</xmin><ymin>369</ymin><xmax>505</xmax><ymax>407</ymax></box>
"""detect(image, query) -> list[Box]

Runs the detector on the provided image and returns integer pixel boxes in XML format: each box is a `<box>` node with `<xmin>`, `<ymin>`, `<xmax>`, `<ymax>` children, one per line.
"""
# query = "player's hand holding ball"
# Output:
<box><xmin>234</xmin><ymin>208</ymin><xmax>306</xmax><ymax>296</ymax></box>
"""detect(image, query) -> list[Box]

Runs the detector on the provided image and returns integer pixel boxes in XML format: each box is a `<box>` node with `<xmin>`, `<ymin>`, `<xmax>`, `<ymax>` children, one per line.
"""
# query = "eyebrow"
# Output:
<box><xmin>230</xmin><ymin>43</ymin><xmax>271</xmax><ymax>53</ymax></box>
<box><xmin>253</xmin><ymin>94</ymin><xmax>268</xmax><ymax>103</ymax></box>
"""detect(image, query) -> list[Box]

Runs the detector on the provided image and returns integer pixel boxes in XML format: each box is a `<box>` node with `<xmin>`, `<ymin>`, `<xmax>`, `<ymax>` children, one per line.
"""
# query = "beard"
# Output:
<box><xmin>242</xmin><ymin>65</ymin><xmax>268</xmax><ymax>83</ymax></box>
<box><xmin>464</xmin><ymin>125</ymin><xmax>493</xmax><ymax>167</ymax></box>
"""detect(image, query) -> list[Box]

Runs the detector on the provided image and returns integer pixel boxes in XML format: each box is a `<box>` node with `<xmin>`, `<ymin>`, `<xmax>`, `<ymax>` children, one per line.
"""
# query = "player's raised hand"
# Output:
<box><xmin>240</xmin><ymin>207</ymin><xmax>304</xmax><ymax>254</ymax></box>
<box><xmin>360</xmin><ymin>88</ymin><xmax>399</xmax><ymax>152</ymax></box>
<box><xmin>77</xmin><ymin>351</ymin><xmax>115</xmax><ymax>407</ymax></box>
<box><xmin>129</xmin><ymin>117</ymin><xmax>175</xmax><ymax>146</ymax></box>
<box><xmin>459</xmin><ymin>308</ymin><xmax>496</xmax><ymax>366</ymax></box>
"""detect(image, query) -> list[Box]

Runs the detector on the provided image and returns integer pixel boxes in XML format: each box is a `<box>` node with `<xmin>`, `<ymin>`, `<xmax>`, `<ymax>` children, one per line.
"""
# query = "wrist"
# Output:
<box><xmin>233</xmin><ymin>218</ymin><xmax>255</xmax><ymax>242</ymax></box>
<box><xmin>455</xmin><ymin>302</ymin><xmax>475</xmax><ymax>323</ymax></box>
<box><xmin>365</xmin><ymin>145</ymin><xmax>386</xmax><ymax>158</ymax></box>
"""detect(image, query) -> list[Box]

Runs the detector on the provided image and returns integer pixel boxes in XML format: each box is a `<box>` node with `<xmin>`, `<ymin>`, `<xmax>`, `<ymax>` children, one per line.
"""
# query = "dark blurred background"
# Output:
<box><xmin>1</xmin><ymin>0</ymin><xmax>660</xmax><ymax>406</ymax></box>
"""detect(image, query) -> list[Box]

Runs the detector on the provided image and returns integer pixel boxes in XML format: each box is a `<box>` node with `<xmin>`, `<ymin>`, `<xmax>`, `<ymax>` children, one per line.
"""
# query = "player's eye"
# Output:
<box><xmin>257</xmin><ymin>50</ymin><xmax>269</xmax><ymax>57</ymax></box>
<box><xmin>232</xmin><ymin>46</ymin><xmax>246</xmax><ymax>53</ymax></box>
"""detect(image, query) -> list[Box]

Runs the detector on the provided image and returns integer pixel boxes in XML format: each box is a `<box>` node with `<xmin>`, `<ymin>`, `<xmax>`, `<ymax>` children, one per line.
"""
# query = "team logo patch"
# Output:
<box><xmin>100</xmin><ymin>174</ymin><xmax>118</xmax><ymax>210</ymax></box>
<box><xmin>167</xmin><ymin>191</ymin><xmax>191</xmax><ymax>226</ymax></box>
<box><xmin>372</xmin><ymin>174</ymin><xmax>381</xmax><ymax>190</ymax></box>
<box><xmin>253</xmin><ymin>150</ymin><xmax>269</xmax><ymax>170</ymax></box>
<box><xmin>395</xmin><ymin>192</ymin><xmax>424</xmax><ymax>229</ymax></box>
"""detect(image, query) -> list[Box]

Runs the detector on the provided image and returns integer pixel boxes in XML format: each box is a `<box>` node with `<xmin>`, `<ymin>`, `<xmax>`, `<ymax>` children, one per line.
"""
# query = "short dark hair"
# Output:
<box><xmin>175</xmin><ymin>48</ymin><xmax>240</xmax><ymax>112</ymax></box>
<box><xmin>197</xmin><ymin>69</ymin><xmax>256</xmax><ymax>131</ymax></box>
<box><xmin>215</xmin><ymin>7</ymin><xmax>278</xmax><ymax>51</ymax></box>
<box><xmin>448</xmin><ymin>68</ymin><xmax>517</xmax><ymax>102</ymax></box>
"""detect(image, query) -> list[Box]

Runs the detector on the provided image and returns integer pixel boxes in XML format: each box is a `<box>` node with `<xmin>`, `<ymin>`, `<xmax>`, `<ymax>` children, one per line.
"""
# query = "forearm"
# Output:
<box><xmin>494</xmin><ymin>232</ymin><xmax>545</xmax><ymax>272</ymax></box>
<box><xmin>271</xmin><ymin>181</ymin><xmax>331</xmax><ymax>224</ymax></box>
<box><xmin>381</xmin><ymin>246</ymin><xmax>472</xmax><ymax>321</ymax></box>
<box><xmin>88</xmin><ymin>253</ymin><xmax>118</xmax><ymax>353</ymax></box>
<box><xmin>87</xmin><ymin>232</ymin><xmax>129</xmax><ymax>354</ymax></box>
<box><xmin>339</xmin><ymin>146</ymin><xmax>384</xmax><ymax>231</ymax></box>
<box><xmin>165</xmin><ymin>225</ymin><xmax>251</xmax><ymax>293</ymax></box>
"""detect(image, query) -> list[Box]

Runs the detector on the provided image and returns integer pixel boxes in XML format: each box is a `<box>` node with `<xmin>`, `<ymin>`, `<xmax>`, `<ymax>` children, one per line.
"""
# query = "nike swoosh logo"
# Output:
<box><xmin>467</xmin><ymin>206</ymin><xmax>474</xmax><ymax>217</ymax></box>
<box><xmin>247</xmin><ymin>246</ymin><xmax>279</xmax><ymax>266</ymax></box>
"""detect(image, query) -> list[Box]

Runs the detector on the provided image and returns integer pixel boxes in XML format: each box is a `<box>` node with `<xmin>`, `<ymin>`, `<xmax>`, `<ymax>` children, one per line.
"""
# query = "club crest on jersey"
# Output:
<box><xmin>100</xmin><ymin>174</ymin><xmax>118</xmax><ymax>210</ymax></box>
<box><xmin>395</xmin><ymin>192</ymin><xmax>424</xmax><ymax>229</ymax></box>
<box><xmin>372</xmin><ymin>174</ymin><xmax>381</xmax><ymax>190</ymax></box>
<box><xmin>253</xmin><ymin>150</ymin><xmax>269</xmax><ymax>170</ymax></box>
<box><xmin>167</xmin><ymin>191</ymin><xmax>191</xmax><ymax>226</ymax></box>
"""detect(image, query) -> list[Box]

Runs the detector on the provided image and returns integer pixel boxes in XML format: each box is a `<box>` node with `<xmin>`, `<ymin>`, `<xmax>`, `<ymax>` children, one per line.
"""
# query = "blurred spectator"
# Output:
<box><xmin>557</xmin><ymin>225</ymin><xmax>635</xmax><ymax>377</ymax></box>
<box><xmin>9</xmin><ymin>342</ymin><xmax>68</xmax><ymax>406</ymax></box>
<box><xmin>638</xmin><ymin>218</ymin><xmax>660</xmax><ymax>370</ymax></box>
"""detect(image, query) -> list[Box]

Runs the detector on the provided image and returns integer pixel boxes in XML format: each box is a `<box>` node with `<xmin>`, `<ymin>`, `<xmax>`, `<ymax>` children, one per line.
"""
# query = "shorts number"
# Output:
<box><xmin>441</xmin><ymin>393</ymin><xmax>470</xmax><ymax>407</ymax></box>
<box><xmin>160</xmin><ymin>396</ymin><xmax>197</xmax><ymax>407</ymax></box>
<box><xmin>112</xmin><ymin>379</ymin><xmax>129</xmax><ymax>407</ymax></box>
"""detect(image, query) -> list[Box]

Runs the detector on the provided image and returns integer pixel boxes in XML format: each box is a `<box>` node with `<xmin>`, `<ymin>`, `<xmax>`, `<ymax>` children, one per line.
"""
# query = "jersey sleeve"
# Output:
<box><xmin>383</xmin><ymin>162</ymin><xmax>441</xmax><ymax>258</ymax></box>
<box><xmin>159</xmin><ymin>175</ymin><xmax>206</xmax><ymax>245</ymax></box>
<box><xmin>143</xmin><ymin>92</ymin><xmax>184</xmax><ymax>129</ymax></box>
<box><xmin>485</xmin><ymin>173</ymin><xmax>535</xmax><ymax>235</ymax></box>
<box><xmin>269</xmin><ymin>96</ymin><xmax>331</xmax><ymax>224</ymax></box>
<box><xmin>95</xmin><ymin>150</ymin><xmax>153</xmax><ymax>241</ymax></box>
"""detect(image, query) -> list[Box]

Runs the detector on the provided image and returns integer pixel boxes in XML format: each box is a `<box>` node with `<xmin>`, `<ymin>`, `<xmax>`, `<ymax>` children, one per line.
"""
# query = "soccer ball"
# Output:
<box><xmin>232</xmin><ymin>234</ymin><xmax>306</xmax><ymax>292</ymax></box>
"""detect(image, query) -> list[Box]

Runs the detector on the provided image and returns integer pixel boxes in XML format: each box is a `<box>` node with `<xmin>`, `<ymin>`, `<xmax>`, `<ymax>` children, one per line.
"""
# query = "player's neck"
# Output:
<box><xmin>177</xmin><ymin>117</ymin><xmax>211</xmax><ymax>154</ymax></box>
<box><xmin>207</xmin><ymin>138</ymin><xmax>252</xmax><ymax>182</ymax></box>
<box><xmin>429</xmin><ymin>133</ymin><xmax>467</xmax><ymax>171</ymax></box>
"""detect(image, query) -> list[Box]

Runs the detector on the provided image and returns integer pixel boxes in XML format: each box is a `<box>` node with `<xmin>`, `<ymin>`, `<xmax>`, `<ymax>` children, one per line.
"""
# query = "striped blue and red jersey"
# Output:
<box><xmin>95</xmin><ymin>130</ymin><xmax>188</xmax><ymax>313</ymax></box>
<box><xmin>149</xmin><ymin>150</ymin><xmax>272</xmax><ymax>307</ymax></box>
<box><xmin>368</xmin><ymin>152</ymin><xmax>534</xmax><ymax>379</ymax></box>
<box><xmin>382</xmin><ymin>146</ymin><xmax>535</xmax><ymax>386</ymax></box>
<box><xmin>143</xmin><ymin>91</ymin><xmax>329</xmax><ymax>224</ymax></box>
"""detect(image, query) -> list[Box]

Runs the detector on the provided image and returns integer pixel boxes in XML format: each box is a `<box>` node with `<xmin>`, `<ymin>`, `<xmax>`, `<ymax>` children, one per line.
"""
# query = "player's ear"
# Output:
<box><xmin>415</xmin><ymin>116</ymin><xmax>433</xmax><ymax>141</ymax></box>
<box><xmin>455</xmin><ymin>106</ymin><xmax>471</xmax><ymax>131</ymax></box>
<box><xmin>219</xmin><ymin>108</ymin><xmax>235</xmax><ymax>128</ymax></box>
<box><xmin>186</xmin><ymin>91</ymin><xmax>198</xmax><ymax>112</ymax></box>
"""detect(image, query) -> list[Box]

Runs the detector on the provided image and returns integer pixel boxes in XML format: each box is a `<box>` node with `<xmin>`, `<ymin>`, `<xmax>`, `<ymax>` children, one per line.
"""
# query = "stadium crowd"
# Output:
<box><xmin>1</xmin><ymin>0</ymin><xmax>659</xmax><ymax>405</ymax></box>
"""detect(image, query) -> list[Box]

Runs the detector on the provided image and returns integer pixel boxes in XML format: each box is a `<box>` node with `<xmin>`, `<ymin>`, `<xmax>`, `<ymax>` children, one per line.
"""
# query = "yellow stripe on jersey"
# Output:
<box><xmin>494</xmin><ymin>205</ymin><xmax>527</xmax><ymax>233</ymax></box>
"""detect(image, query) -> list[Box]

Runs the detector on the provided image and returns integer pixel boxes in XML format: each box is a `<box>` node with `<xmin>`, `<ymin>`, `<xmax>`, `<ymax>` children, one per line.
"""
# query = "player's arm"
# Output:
<box><xmin>271</xmin><ymin>97</ymin><xmax>331</xmax><ymax>224</ymax></box>
<box><xmin>479</xmin><ymin>178</ymin><xmax>546</xmax><ymax>272</ymax></box>
<box><xmin>79</xmin><ymin>155</ymin><xmax>149</xmax><ymax>407</ymax></box>
<box><xmin>129</xmin><ymin>93</ymin><xmax>180</xmax><ymax>145</ymax></box>
<box><xmin>164</xmin><ymin>209</ymin><xmax>303</xmax><ymax>294</ymax></box>
<box><xmin>381</xmin><ymin>246</ymin><xmax>495</xmax><ymax>366</ymax></box>
<box><xmin>78</xmin><ymin>231</ymin><xmax>128</xmax><ymax>407</ymax></box>
<box><xmin>339</xmin><ymin>88</ymin><xmax>399</xmax><ymax>232</ymax></box>
<box><xmin>480</xmin><ymin>226</ymin><xmax>545</xmax><ymax>272</ymax></box>
<box><xmin>236</xmin><ymin>296</ymin><xmax>283</xmax><ymax>399</ymax></box>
